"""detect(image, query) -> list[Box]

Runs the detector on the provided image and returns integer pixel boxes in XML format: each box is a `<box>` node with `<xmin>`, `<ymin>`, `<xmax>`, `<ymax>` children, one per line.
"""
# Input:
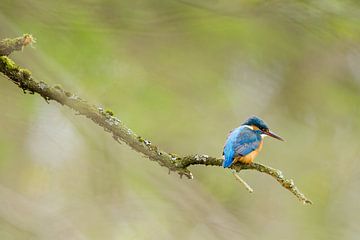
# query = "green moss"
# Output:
<box><xmin>0</xmin><ymin>56</ymin><xmax>17</xmax><ymax>71</ymax></box>
<box><xmin>105</xmin><ymin>109</ymin><xmax>114</xmax><ymax>116</ymax></box>
<box><xmin>21</xmin><ymin>69</ymin><xmax>31</xmax><ymax>79</ymax></box>
<box><xmin>53</xmin><ymin>84</ymin><xmax>63</xmax><ymax>90</ymax></box>
<box><xmin>137</xmin><ymin>136</ymin><xmax>144</xmax><ymax>143</ymax></box>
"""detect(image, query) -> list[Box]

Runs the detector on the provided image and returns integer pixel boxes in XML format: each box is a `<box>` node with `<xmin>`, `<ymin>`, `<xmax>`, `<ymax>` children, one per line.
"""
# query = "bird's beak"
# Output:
<box><xmin>264</xmin><ymin>130</ymin><xmax>285</xmax><ymax>141</ymax></box>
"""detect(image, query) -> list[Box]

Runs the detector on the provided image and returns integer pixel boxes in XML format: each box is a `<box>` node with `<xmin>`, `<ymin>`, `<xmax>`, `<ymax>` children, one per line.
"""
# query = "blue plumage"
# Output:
<box><xmin>223</xmin><ymin>126</ymin><xmax>261</xmax><ymax>168</ymax></box>
<box><xmin>242</xmin><ymin>116</ymin><xmax>269</xmax><ymax>130</ymax></box>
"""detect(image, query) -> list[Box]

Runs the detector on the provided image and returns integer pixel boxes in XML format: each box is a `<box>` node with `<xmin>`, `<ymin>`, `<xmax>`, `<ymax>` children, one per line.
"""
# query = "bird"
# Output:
<box><xmin>223</xmin><ymin>116</ymin><xmax>284</xmax><ymax>168</ymax></box>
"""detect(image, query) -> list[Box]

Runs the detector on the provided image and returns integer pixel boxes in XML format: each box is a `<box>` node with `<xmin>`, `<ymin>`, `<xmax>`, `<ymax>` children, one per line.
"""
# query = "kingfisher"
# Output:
<box><xmin>223</xmin><ymin>116</ymin><xmax>284</xmax><ymax>168</ymax></box>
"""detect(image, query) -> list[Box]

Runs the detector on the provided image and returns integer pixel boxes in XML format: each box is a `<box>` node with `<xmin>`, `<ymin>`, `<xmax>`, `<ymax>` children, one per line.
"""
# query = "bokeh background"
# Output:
<box><xmin>1</xmin><ymin>0</ymin><xmax>360</xmax><ymax>239</ymax></box>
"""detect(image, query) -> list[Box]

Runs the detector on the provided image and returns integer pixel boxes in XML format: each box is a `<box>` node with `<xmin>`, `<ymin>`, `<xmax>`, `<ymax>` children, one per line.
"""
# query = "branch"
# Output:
<box><xmin>0</xmin><ymin>35</ymin><xmax>312</xmax><ymax>205</ymax></box>
<box><xmin>181</xmin><ymin>155</ymin><xmax>312</xmax><ymax>204</ymax></box>
<box><xmin>0</xmin><ymin>34</ymin><xmax>35</xmax><ymax>56</ymax></box>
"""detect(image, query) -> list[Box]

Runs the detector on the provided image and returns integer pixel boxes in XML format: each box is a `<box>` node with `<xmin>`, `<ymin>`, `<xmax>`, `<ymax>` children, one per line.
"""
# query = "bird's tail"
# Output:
<box><xmin>222</xmin><ymin>155</ymin><xmax>233</xmax><ymax>168</ymax></box>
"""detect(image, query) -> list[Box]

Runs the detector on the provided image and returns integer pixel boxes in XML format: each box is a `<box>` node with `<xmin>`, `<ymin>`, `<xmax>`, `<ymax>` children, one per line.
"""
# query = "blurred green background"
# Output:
<box><xmin>1</xmin><ymin>0</ymin><xmax>360</xmax><ymax>239</ymax></box>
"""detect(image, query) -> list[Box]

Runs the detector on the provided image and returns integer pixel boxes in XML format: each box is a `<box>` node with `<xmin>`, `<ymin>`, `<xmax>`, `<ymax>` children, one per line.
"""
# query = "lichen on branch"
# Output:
<box><xmin>0</xmin><ymin>34</ymin><xmax>35</xmax><ymax>56</ymax></box>
<box><xmin>0</xmin><ymin>35</ymin><xmax>312</xmax><ymax>205</ymax></box>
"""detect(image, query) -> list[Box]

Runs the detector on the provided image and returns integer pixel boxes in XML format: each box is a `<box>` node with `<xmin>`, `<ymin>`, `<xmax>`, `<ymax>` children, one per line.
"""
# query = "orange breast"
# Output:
<box><xmin>233</xmin><ymin>139</ymin><xmax>264</xmax><ymax>164</ymax></box>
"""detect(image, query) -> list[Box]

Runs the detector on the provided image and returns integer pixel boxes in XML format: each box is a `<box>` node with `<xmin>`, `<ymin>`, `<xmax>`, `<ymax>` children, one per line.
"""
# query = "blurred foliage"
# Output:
<box><xmin>1</xmin><ymin>0</ymin><xmax>360</xmax><ymax>239</ymax></box>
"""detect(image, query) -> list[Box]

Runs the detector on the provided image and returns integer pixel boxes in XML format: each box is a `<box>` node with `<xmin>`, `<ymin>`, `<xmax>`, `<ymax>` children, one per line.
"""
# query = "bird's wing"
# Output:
<box><xmin>223</xmin><ymin>126</ymin><xmax>261</xmax><ymax>168</ymax></box>
<box><xmin>234</xmin><ymin>128</ymin><xmax>261</xmax><ymax>157</ymax></box>
<box><xmin>222</xmin><ymin>129</ymin><xmax>234</xmax><ymax>154</ymax></box>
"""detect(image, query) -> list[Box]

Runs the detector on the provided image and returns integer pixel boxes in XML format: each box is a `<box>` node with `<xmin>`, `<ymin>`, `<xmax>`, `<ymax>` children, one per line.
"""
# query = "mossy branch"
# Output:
<box><xmin>0</xmin><ymin>35</ymin><xmax>312</xmax><ymax>205</ymax></box>
<box><xmin>0</xmin><ymin>34</ymin><xmax>35</xmax><ymax>56</ymax></box>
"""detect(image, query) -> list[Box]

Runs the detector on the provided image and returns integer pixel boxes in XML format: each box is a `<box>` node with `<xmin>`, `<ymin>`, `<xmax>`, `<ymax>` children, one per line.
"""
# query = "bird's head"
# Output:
<box><xmin>242</xmin><ymin>116</ymin><xmax>284</xmax><ymax>141</ymax></box>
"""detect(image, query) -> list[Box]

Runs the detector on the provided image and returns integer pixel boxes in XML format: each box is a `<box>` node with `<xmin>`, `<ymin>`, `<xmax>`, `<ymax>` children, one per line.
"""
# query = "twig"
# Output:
<box><xmin>0</xmin><ymin>35</ymin><xmax>312</xmax><ymax>205</ymax></box>
<box><xmin>0</xmin><ymin>34</ymin><xmax>35</xmax><ymax>56</ymax></box>
<box><xmin>232</xmin><ymin>170</ymin><xmax>253</xmax><ymax>193</ymax></box>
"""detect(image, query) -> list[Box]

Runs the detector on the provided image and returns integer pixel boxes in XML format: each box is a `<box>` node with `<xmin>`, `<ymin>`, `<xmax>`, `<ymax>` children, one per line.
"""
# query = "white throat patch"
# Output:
<box><xmin>243</xmin><ymin>125</ymin><xmax>254</xmax><ymax>130</ymax></box>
